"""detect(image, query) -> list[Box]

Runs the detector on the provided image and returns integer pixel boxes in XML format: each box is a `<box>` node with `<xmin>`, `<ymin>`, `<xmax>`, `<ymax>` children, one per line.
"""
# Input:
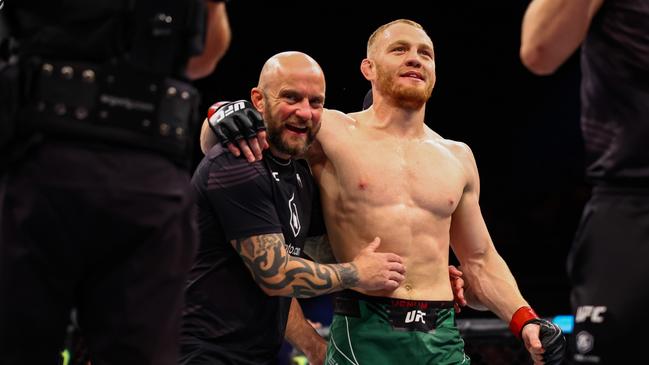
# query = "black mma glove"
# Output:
<box><xmin>206</xmin><ymin>100</ymin><xmax>265</xmax><ymax>147</ymax></box>
<box><xmin>528</xmin><ymin>318</ymin><xmax>566</xmax><ymax>365</ymax></box>
<box><xmin>510</xmin><ymin>306</ymin><xmax>566</xmax><ymax>365</ymax></box>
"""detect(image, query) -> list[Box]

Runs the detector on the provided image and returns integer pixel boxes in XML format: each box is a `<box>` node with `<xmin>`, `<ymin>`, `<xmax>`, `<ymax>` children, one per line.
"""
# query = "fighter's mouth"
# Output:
<box><xmin>401</xmin><ymin>71</ymin><xmax>424</xmax><ymax>81</ymax></box>
<box><xmin>286</xmin><ymin>125</ymin><xmax>308</xmax><ymax>134</ymax></box>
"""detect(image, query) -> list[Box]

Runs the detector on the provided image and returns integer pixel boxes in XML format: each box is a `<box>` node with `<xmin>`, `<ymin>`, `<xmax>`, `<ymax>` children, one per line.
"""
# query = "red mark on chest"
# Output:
<box><xmin>358</xmin><ymin>180</ymin><xmax>368</xmax><ymax>190</ymax></box>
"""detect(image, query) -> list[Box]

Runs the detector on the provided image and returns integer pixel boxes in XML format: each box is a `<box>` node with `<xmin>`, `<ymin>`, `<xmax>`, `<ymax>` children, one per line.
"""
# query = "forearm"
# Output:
<box><xmin>233</xmin><ymin>235</ymin><xmax>359</xmax><ymax>298</ymax></box>
<box><xmin>285</xmin><ymin>299</ymin><xmax>327</xmax><ymax>363</ymax></box>
<box><xmin>275</xmin><ymin>256</ymin><xmax>358</xmax><ymax>297</ymax></box>
<box><xmin>461</xmin><ymin>249</ymin><xmax>528</xmax><ymax>321</ymax></box>
<box><xmin>520</xmin><ymin>0</ymin><xmax>602</xmax><ymax>75</ymax></box>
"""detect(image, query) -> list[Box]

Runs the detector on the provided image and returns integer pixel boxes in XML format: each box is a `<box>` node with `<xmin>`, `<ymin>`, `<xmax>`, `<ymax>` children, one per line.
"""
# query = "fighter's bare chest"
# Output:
<box><xmin>327</xmin><ymin>136</ymin><xmax>465</xmax><ymax>215</ymax></box>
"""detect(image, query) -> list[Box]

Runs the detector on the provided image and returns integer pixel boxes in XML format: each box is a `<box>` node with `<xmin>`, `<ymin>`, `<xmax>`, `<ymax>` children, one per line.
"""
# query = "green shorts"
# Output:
<box><xmin>325</xmin><ymin>291</ymin><xmax>470</xmax><ymax>365</ymax></box>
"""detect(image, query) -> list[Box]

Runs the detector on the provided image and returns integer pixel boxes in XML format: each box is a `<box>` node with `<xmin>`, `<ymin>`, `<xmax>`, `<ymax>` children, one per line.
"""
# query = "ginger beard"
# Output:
<box><xmin>263</xmin><ymin>101</ymin><xmax>319</xmax><ymax>157</ymax></box>
<box><xmin>375</xmin><ymin>62</ymin><xmax>435</xmax><ymax>109</ymax></box>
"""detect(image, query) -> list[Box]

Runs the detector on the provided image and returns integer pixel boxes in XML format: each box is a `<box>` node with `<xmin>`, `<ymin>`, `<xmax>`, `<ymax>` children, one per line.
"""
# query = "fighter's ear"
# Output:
<box><xmin>251</xmin><ymin>87</ymin><xmax>264</xmax><ymax>112</ymax></box>
<box><xmin>360</xmin><ymin>58</ymin><xmax>374</xmax><ymax>81</ymax></box>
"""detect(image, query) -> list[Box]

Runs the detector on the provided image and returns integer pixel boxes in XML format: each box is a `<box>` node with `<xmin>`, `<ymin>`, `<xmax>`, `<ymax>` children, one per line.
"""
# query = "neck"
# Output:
<box><xmin>367</xmin><ymin>95</ymin><xmax>427</xmax><ymax>138</ymax></box>
<box><xmin>268</xmin><ymin>146</ymin><xmax>292</xmax><ymax>161</ymax></box>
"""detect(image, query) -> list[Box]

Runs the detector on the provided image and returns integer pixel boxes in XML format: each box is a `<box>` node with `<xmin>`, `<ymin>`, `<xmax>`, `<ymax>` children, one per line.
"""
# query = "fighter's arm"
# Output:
<box><xmin>232</xmin><ymin>234</ymin><xmax>403</xmax><ymax>297</ymax></box>
<box><xmin>186</xmin><ymin>1</ymin><xmax>231</xmax><ymax>80</ymax></box>
<box><xmin>200</xmin><ymin>117</ymin><xmax>219</xmax><ymax>154</ymax></box>
<box><xmin>200</xmin><ymin>101</ymin><xmax>268</xmax><ymax>161</ymax></box>
<box><xmin>520</xmin><ymin>0</ymin><xmax>604</xmax><ymax>75</ymax></box>
<box><xmin>285</xmin><ymin>298</ymin><xmax>327</xmax><ymax>365</ymax></box>
<box><xmin>449</xmin><ymin>144</ymin><xmax>564</xmax><ymax>364</ymax></box>
<box><xmin>448</xmin><ymin>144</ymin><xmax>529</xmax><ymax>322</ymax></box>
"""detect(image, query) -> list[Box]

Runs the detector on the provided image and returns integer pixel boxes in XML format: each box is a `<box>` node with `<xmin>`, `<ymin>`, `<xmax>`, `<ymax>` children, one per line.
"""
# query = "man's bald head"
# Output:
<box><xmin>200</xmin><ymin>51</ymin><xmax>325</xmax><ymax>156</ymax></box>
<box><xmin>249</xmin><ymin>51</ymin><xmax>326</xmax><ymax>158</ymax></box>
<box><xmin>257</xmin><ymin>51</ymin><xmax>324</xmax><ymax>91</ymax></box>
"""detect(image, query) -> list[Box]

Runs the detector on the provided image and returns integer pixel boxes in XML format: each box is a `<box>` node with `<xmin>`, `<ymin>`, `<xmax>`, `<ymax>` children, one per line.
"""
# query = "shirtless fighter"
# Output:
<box><xmin>204</xmin><ymin>19</ymin><xmax>565</xmax><ymax>365</ymax></box>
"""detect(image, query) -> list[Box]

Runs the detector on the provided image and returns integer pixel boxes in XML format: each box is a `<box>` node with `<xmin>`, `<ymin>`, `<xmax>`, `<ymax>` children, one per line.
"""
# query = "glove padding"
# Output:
<box><xmin>207</xmin><ymin>100</ymin><xmax>265</xmax><ymax>147</ymax></box>
<box><xmin>525</xmin><ymin>318</ymin><xmax>566</xmax><ymax>365</ymax></box>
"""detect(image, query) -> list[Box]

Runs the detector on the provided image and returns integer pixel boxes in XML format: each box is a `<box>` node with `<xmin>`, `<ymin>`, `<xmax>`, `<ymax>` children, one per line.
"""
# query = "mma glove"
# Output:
<box><xmin>509</xmin><ymin>306</ymin><xmax>566</xmax><ymax>365</ymax></box>
<box><xmin>207</xmin><ymin>100</ymin><xmax>265</xmax><ymax>147</ymax></box>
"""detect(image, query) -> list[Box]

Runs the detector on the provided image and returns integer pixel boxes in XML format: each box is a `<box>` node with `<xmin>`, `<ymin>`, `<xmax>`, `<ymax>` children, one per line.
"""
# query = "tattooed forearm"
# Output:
<box><xmin>232</xmin><ymin>234</ymin><xmax>357</xmax><ymax>298</ymax></box>
<box><xmin>334</xmin><ymin>263</ymin><xmax>359</xmax><ymax>289</ymax></box>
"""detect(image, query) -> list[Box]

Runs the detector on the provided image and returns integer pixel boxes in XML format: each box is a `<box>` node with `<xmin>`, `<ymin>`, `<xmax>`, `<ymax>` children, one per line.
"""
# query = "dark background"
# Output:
<box><xmin>194</xmin><ymin>0</ymin><xmax>589</xmax><ymax>318</ymax></box>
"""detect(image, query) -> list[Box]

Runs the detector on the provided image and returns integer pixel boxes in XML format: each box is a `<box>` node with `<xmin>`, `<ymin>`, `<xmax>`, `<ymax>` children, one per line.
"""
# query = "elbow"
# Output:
<box><xmin>185</xmin><ymin>28</ymin><xmax>232</xmax><ymax>80</ymax></box>
<box><xmin>185</xmin><ymin>45</ymin><xmax>229</xmax><ymax>80</ymax></box>
<box><xmin>200</xmin><ymin>119</ymin><xmax>219</xmax><ymax>154</ymax></box>
<box><xmin>259</xmin><ymin>286</ymin><xmax>281</xmax><ymax>297</ymax></box>
<box><xmin>459</xmin><ymin>250</ymin><xmax>490</xmax><ymax>290</ymax></box>
<box><xmin>520</xmin><ymin>44</ymin><xmax>560</xmax><ymax>76</ymax></box>
<box><xmin>255</xmin><ymin>272</ymin><xmax>290</xmax><ymax>297</ymax></box>
<box><xmin>186</xmin><ymin>60</ymin><xmax>217</xmax><ymax>81</ymax></box>
<box><xmin>256</xmin><ymin>281</ymin><xmax>286</xmax><ymax>297</ymax></box>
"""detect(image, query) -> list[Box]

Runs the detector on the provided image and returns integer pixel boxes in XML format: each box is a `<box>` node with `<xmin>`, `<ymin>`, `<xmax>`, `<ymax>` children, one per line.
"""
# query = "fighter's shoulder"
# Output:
<box><xmin>444</xmin><ymin>139</ymin><xmax>473</xmax><ymax>159</ymax></box>
<box><xmin>323</xmin><ymin>108</ymin><xmax>357</xmax><ymax>127</ymax></box>
<box><xmin>425</xmin><ymin>128</ymin><xmax>475</xmax><ymax>164</ymax></box>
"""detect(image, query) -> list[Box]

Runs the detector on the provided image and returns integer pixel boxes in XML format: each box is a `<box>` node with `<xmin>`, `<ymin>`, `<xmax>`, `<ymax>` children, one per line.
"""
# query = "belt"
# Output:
<box><xmin>19</xmin><ymin>58</ymin><xmax>200</xmax><ymax>165</ymax></box>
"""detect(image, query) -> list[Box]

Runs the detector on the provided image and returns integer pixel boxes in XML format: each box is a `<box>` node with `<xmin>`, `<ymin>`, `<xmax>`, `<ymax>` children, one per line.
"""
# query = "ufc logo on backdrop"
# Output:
<box><xmin>405</xmin><ymin>310</ymin><xmax>426</xmax><ymax>324</ymax></box>
<box><xmin>211</xmin><ymin>101</ymin><xmax>246</xmax><ymax>123</ymax></box>
<box><xmin>575</xmin><ymin>305</ymin><xmax>607</xmax><ymax>323</ymax></box>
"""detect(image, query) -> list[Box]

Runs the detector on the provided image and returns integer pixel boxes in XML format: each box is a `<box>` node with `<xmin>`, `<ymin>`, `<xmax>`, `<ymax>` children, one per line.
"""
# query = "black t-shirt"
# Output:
<box><xmin>580</xmin><ymin>0</ymin><xmax>649</xmax><ymax>182</ymax></box>
<box><xmin>182</xmin><ymin>146</ymin><xmax>324</xmax><ymax>364</ymax></box>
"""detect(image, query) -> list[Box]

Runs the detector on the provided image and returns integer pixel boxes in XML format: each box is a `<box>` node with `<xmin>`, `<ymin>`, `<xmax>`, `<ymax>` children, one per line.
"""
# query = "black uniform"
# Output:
<box><xmin>180</xmin><ymin>146</ymin><xmax>324</xmax><ymax>365</ymax></box>
<box><xmin>0</xmin><ymin>1</ymin><xmax>207</xmax><ymax>364</ymax></box>
<box><xmin>567</xmin><ymin>0</ymin><xmax>649</xmax><ymax>363</ymax></box>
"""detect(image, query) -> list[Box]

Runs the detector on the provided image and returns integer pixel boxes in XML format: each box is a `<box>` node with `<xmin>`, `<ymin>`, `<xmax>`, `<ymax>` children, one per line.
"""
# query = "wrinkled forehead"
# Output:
<box><xmin>374</xmin><ymin>23</ymin><xmax>433</xmax><ymax>52</ymax></box>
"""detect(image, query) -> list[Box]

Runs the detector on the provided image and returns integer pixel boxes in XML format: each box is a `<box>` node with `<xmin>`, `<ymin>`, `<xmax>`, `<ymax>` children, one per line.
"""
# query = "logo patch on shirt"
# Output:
<box><xmin>296</xmin><ymin>173</ymin><xmax>303</xmax><ymax>188</ymax></box>
<box><xmin>288</xmin><ymin>193</ymin><xmax>301</xmax><ymax>237</ymax></box>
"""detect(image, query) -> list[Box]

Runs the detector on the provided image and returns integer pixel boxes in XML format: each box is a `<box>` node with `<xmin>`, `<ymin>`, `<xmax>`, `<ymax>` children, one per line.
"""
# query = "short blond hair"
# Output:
<box><xmin>367</xmin><ymin>19</ymin><xmax>425</xmax><ymax>56</ymax></box>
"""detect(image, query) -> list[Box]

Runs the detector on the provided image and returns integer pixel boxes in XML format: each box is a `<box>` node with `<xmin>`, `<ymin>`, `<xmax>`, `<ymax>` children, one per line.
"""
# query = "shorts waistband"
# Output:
<box><xmin>335</xmin><ymin>290</ymin><xmax>453</xmax><ymax>313</ymax></box>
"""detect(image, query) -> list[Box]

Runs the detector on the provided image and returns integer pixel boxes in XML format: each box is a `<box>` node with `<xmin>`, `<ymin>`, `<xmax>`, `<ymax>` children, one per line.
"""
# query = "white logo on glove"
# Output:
<box><xmin>209</xmin><ymin>100</ymin><xmax>246</xmax><ymax>125</ymax></box>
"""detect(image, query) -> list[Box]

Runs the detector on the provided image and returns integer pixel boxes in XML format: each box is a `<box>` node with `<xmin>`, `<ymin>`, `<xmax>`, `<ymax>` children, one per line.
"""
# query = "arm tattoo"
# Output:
<box><xmin>335</xmin><ymin>263</ymin><xmax>359</xmax><ymax>289</ymax></box>
<box><xmin>233</xmin><ymin>234</ymin><xmax>360</xmax><ymax>297</ymax></box>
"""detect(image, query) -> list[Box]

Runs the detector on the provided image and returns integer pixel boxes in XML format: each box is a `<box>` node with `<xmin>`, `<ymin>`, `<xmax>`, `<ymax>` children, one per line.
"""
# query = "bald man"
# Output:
<box><xmin>179</xmin><ymin>52</ymin><xmax>406</xmax><ymax>365</ymax></box>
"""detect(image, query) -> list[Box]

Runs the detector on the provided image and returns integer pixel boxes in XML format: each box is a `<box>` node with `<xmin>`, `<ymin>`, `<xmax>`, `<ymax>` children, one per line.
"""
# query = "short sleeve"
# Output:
<box><xmin>204</xmin><ymin>156</ymin><xmax>282</xmax><ymax>241</ymax></box>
